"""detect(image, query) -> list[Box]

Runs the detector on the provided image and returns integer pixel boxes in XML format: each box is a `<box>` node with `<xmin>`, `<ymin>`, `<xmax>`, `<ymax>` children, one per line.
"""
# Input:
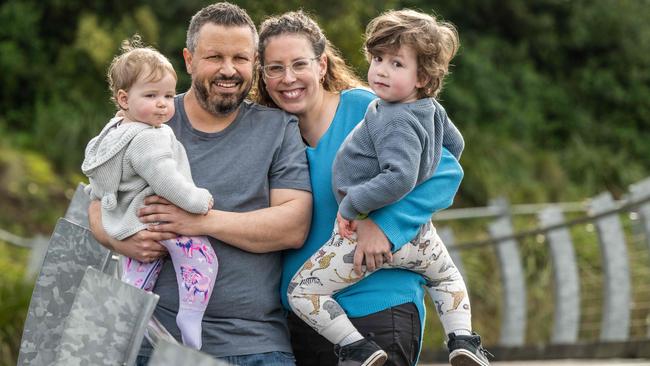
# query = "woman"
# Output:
<box><xmin>255</xmin><ymin>11</ymin><xmax>464</xmax><ymax>366</ymax></box>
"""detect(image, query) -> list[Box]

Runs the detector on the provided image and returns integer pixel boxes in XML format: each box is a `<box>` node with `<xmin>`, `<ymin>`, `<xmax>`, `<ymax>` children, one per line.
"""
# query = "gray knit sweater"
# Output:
<box><xmin>82</xmin><ymin>117</ymin><xmax>212</xmax><ymax>240</ymax></box>
<box><xmin>332</xmin><ymin>98</ymin><xmax>464</xmax><ymax>220</ymax></box>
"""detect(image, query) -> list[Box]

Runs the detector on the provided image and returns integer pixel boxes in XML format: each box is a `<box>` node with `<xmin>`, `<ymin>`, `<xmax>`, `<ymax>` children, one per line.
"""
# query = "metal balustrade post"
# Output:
<box><xmin>488</xmin><ymin>198</ymin><xmax>527</xmax><ymax>346</ymax></box>
<box><xmin>18</xmin><ymin>219</ymin><xmax>111</xmax><ymax>366</ymax></box>
<box><xmin>438</xmin><ymin>227</ymin><xmax>466</xmax><ymax>281</ymax></box>
<box><xmin>53</xmin><ymin>267</ymin><xmax>159</xmax><ymax>366</ymax></box>
<box><xmin>538</xmin><ymin>206</ymin><xmax>580</xmax><ymax>344</ymax></box>
<box><xmin>589</xmin><ymin>192</ymin><xmax>631</xmax><ymax>342</ymax></box>
<box><xmin>630</xmin><ymin>178</ymin><xmax>650</xmax><ymax>255</ymax></box>
<box><xmin>64</xmin><ymin>183</ymin><xmax>91</xmax><ymax>229</ymax></box>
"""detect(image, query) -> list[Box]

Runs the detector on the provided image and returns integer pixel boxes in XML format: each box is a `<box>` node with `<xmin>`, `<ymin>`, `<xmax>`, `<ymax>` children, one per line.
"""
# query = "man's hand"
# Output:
<box><xmin>337</xmin><ymin>212</ymin><xmax>357</xmax><ymax>238</ymax></box>
<box><xmin>110</xmin><ymin>230</ymin><xmax>171</xmax><ymax>263</ymax></box>
<box><xmin>139</xmin><ymin>195</ymin><xmax>206</xmax><ymax>236</ymax></box>
<box><xmin>353</xmin><ymin>218</ymin><xmax>393</xmax><ymax>276</ymax></box>
<box><xmin>88</xmin><ymin>199</ymin><xmax>172</xmax><ymax>262</ymax></box>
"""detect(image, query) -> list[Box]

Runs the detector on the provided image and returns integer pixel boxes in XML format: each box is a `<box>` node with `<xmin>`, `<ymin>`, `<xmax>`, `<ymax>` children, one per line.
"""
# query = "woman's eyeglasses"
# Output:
<box><xmin>262</xmin><ymin>57</ymin><xmax>319</xmax><ymax>79</ymax></box>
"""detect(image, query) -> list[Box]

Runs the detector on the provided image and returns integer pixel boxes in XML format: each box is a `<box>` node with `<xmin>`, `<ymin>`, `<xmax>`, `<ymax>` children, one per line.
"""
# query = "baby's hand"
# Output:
<box><xmin>337</xmin><ymin>212</ymin><xmax>357</xmax><ymax>238</ymax></box>
<box><xmin>206</xmin><ymin>197</ymin><xmax>214</xmax><ymax>214</ymax></box>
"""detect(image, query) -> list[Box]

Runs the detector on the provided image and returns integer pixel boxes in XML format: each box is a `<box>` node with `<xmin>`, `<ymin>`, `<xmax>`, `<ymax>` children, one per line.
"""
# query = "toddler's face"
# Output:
<box><xmin>367</xmin><ymin>45</ymin><xmax>423</xmax><ymax>104</ymax></box>
<box><xmin>121</xmin><ymin>72</ymin><xmax>176</xmax><ymax>126</ymax></box>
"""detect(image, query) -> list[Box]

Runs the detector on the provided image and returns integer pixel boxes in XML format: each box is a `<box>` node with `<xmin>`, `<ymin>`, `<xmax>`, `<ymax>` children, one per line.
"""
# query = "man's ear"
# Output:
<box><xmin>116</xmin><ymin>89</ymin><xmax>129</xmax><ymax>110</ymax></box>
<box><xmin>183</xmin><ymin>48</ymin><xmax>193</xmax><ymax>74</ymax></box>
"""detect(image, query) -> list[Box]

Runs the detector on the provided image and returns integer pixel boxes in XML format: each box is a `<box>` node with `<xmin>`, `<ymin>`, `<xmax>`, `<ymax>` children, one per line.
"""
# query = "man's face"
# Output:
<box><xmin>184</xmin><ymin>23</ymin><xmax>256</xmax><ymax>116</ymax></box>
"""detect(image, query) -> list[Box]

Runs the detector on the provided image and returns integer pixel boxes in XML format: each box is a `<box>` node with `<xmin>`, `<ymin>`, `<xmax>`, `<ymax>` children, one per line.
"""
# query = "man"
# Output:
<box><xmin>89</xmin><ymin>3</ymin><xmax>312</xmax><ymax>365</ymax></box>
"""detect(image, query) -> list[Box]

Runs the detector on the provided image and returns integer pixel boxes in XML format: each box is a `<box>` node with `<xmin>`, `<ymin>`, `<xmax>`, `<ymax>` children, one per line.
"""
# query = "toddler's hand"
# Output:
<box><xmin>337</xmin><ymin>212</ymin><xmax>357</xmax><ymax>238</ymax></box>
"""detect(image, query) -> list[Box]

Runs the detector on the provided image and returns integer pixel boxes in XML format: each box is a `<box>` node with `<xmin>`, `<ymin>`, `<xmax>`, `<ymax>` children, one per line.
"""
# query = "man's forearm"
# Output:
<box><xmin>202</xmin><ymin>190</ymin><xmax>311</xmax><ymax>253</ymax></box>
<box><xmin>88</xmin><ymin>200</ymin><xmax>114</xmax><ymax>250</ymax></box>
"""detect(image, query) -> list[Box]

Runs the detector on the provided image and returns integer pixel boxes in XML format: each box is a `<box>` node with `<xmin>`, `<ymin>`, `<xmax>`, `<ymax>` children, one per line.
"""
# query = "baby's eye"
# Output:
<box><xmin>392</xmin><ymin>61</ymin><xmax>403</xmax><ymax>68</ymax></box>
<box><xmin>372</xmin><ymin>55</ymin><xmax>382</xmax><ymax>62</ymax></box>
<box><xmin>145</xmin><ymin>94</ymin><xmax>156</xmax><ymax>98</ymax></box>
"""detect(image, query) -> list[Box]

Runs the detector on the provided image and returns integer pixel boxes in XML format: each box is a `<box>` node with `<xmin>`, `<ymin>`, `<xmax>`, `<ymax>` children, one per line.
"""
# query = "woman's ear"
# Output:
<box><xmin>318</xmin><ymin>53</ymin><xmax>328</xmax><ymax>81</ymax></box>
<box><xmin>116</xmin><ymin>89</ymin><xmax>129</xmax><ymax>110</ymax></box>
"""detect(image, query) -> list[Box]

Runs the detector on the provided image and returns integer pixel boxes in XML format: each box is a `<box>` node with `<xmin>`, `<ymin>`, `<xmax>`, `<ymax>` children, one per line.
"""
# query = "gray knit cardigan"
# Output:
<box><xmin>82</xmin><ymin>117</ymin><xmax>212</xmax><ymax>240</ymax></box>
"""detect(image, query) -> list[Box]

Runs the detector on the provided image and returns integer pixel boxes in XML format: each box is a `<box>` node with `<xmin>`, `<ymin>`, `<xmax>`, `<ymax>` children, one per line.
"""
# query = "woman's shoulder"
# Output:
<box><xmin>244</xmin><ymin>100</ymin><xmax>298</xmax><ymax>126</ymax></box>
<box><xmin>340</xmin><ymin>87</ymin><xmax>376</xmax><ymax>106</ymax></box>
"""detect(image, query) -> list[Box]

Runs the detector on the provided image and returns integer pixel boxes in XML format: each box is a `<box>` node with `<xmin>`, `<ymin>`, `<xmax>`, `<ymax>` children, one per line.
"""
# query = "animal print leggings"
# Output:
<box><xmin>121</xmin><ymin>235</ymin><xmax>218</xmax><ymax>349</ymax></box>
<box><xmin>287</xmin><ymin>221</ymin><xmax>471</xmax><ymax>345</ymax></box>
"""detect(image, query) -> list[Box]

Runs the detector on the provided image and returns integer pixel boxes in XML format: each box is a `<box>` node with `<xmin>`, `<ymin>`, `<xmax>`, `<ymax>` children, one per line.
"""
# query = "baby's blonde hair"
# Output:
<box><xmin>107</xmin><ymin>35</ymin><xmax>177</xmax><ymax>109</ymax></box>
<box><xmin>365</xmin><ymin>9</ymin><xmax>459</xmax><ymax>99</ymax></box>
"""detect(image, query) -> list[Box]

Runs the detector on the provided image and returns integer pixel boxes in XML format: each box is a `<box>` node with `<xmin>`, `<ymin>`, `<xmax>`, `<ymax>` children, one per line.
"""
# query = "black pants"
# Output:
<box><xmin>288</xmin><ymin>302</ymin><xmax>421</xmax><ymax>366</ymax></box>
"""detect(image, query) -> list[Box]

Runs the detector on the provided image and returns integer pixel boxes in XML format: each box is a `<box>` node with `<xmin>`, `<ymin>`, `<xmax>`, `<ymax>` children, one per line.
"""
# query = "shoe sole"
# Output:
<box><xmin>449</xmin><ymin>348</ymin><xmax>489</xmax><ymax>366</ymax></box>
<box><xmin>362</xmin><ymin>350</ymin><xmax>388</xmax><ymax>366</ymax></box>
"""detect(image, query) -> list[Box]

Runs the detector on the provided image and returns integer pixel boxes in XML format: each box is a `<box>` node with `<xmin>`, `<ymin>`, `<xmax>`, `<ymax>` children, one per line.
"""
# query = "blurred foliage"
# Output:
<box><xmin>0</xmin><ymin>244</ymin><xmax>32</xmax><ymax>366</ymax></box>
<box><xmin>1</xmin><ymin>0</ymin><xmax>648</xmax><ymax>203</ymax></box>
<box><xmin>1</xmin><ymin>0</ymin><xmax>650</xmax><ymax>362</ymax></box>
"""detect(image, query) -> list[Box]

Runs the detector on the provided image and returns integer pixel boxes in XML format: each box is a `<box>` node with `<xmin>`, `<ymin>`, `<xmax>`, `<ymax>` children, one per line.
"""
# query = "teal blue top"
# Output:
<box><xmin>280</xmin><ymin>88</ymin><xmax>464</xmax><ymax>337</ymax></box>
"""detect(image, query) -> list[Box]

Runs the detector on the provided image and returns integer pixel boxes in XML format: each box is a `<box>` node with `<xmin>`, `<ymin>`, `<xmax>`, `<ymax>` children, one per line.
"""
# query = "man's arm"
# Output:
<box><xmin>142</xmin><ymin>188</ymin><xmax>312</xmax><ymax>253</ymax></box>
<box><xmin>88</xmin><ymin>200</ymin><xmax>172</xmax><ymax>262</ymax></box>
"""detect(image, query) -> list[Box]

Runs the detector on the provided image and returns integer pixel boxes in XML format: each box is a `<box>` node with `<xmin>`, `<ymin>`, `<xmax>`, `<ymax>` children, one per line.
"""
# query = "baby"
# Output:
<box><xmin>82</xmin><ymin>37</ymin><xmax>217</xmax><ymax>350</ymax></box>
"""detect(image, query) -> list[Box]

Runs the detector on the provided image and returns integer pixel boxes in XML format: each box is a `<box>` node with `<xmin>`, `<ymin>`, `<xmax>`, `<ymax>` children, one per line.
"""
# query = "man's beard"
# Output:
<box><xmin>194</xmin><ymin>75</ymin><xmax>251</xmax><ymax>116</ymax></box>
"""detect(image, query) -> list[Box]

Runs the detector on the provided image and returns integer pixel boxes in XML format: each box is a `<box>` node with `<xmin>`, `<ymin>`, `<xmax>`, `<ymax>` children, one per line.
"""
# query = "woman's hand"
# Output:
<box><xmin>139</xmin><ymin>195</ymin><xmax>207</xmax><ymax>236</ymax></box>
<box><xmin>354</xmin><ymin>218</ymin><xmax>393</xmax><ymax>275</ymax></box>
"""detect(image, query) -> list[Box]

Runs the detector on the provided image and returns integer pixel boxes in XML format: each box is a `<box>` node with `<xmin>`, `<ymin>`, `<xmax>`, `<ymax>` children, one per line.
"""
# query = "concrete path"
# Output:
<box><xmin>422</xmin><ymin>360</ymin><xmax>650</xmax><ymax>366</ymax></box>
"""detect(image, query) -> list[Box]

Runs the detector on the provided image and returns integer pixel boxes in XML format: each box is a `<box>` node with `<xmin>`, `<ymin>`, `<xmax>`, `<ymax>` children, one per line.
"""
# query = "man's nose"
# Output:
<box><xmin>219</xmin><ymin>59</ymin><xmax>236</xmax><ymax>77</ymax></box>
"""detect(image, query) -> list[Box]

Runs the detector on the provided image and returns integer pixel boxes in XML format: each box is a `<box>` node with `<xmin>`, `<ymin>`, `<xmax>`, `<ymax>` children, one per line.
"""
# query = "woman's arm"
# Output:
<box><xmin>369</xmin><ymin>148</ymin><xmax>463</xmax><ymax>251</ymax></box>
<box><xmin>352</xmin><ymin>148</ymin><xmax>463</xmax><ymax>274</ymax></box>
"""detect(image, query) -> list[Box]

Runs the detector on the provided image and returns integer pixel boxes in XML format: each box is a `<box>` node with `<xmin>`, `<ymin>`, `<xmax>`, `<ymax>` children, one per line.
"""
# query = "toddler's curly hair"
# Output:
<box><xmin>364</xmin><ymin>9</ymin><xmax>459</xmax><ymax>99</ymax></box>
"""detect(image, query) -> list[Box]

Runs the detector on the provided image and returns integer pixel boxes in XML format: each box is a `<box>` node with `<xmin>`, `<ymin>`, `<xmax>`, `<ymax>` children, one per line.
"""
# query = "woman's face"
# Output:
<box><xmin>262</xmin><ymin>34</ymin><xmax>326</xmax><ymax>117</ymax></box>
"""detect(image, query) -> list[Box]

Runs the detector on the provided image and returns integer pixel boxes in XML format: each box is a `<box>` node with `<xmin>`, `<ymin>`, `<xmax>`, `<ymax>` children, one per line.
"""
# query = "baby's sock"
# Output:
<box><xmin>177</xmin><ymin>308</ymin><xmax>205</xmax><ymax>349</ymax></box>
<box><xmin>160</xmin><ymin>236</ymin><xmax>218</xmax><ymax>350</ymax></box>
<box><xmin>338</xmin><ymin>331</ymin><xmax>364</xmax><ymax>346</ymax></box>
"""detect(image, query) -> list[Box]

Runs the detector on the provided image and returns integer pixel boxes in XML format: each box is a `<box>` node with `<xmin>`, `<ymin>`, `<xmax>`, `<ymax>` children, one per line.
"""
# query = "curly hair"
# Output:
<box><xmin>254</xmin><ymin>10</ymin><xmax>363</xmax><ymax>108</ymax></box>
<box><xmin>365</xmin><ymin>9</ymin><xmax>459</xmax><ymax>99</ymax></box>
<box><xmin>107</xmin><ymin>35</ymin><xmax>177</xmax><ymax>109</ymax></box>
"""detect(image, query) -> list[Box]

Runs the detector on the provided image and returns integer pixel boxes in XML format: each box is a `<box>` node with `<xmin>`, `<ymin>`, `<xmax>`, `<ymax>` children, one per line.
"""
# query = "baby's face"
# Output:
<box><xmin>121</xmin><ymin>72</ymin><xmax>176</xmax><ymax>126</ymax></box>
<box><xmin>367</xmin><ymin>45</ymin><xmax>423</xmax><ymax>104</ymax></box>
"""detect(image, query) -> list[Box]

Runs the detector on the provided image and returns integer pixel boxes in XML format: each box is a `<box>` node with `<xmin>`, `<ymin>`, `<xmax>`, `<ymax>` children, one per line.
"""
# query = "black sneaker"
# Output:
<box><xmin>334</xmin><ymin>337</ymin><xmax>388</xmax><ymax>366</ymax></box>
<box><xmin>447</xmin><ymin>332</ymin><xmax>493</xmax><ymax>366</ymax></box>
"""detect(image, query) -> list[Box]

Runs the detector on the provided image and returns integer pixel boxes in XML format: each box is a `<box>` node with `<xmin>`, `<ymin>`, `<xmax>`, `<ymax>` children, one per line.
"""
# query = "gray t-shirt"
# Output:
<box><xmin>140</xmin><ymin>94</ymin><xmax>311</xmax><ymax>358</ymax></box>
